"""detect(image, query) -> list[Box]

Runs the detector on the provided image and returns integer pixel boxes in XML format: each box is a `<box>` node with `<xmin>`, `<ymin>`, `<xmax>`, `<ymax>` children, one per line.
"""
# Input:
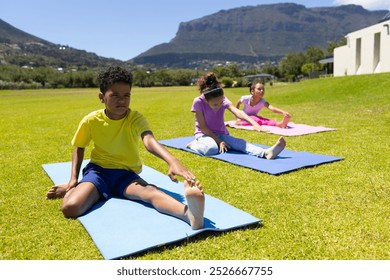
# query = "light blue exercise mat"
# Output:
<box><xmin>159</xmin><ymin>136</ymin><xmax>344</xmax><ymax>175</ymax></box>
<box><xmin>42</xmin><ymin>161</ymin><xmax>261</xmax><ymax>259</ymax></box>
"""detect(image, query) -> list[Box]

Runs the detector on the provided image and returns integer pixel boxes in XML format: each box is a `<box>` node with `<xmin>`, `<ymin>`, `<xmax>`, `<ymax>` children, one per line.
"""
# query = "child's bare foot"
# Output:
<box><xmin>46</xmin><ymin>184</ymin><xmax>67</xmax><ymax>200</ymax></box>
<box><xmin>184</xmin><ymin>180</ymin><xmax>205</xmax><ymax>230</ymax></box>
<box><xmin>277</xmin><ymin>115</ymin><xmax>291</xmax><ymax>128</ymax></box>
<box><xmin>265</xmin><ymin>137</ymin><xmax>286</xmax><ymax>159</ymax></box>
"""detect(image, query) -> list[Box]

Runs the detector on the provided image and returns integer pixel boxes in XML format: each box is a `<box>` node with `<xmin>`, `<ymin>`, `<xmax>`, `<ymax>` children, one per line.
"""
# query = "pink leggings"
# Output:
<box><xmin>241</xmin><ymin>115</ymin><xmax>277</xmax><ymax>126</ymax></box>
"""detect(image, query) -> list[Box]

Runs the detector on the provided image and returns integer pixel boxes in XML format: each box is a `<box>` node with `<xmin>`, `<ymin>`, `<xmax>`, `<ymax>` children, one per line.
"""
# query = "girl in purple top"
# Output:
<box><xmin>187</xmin><ymin>72</ymin><xmax>286</xmax><ymax>158</ymax></box>
<box><xmin>236</xmin><ymin>82</ymin><xmax>291</xmax><ymax>128</ymax></box>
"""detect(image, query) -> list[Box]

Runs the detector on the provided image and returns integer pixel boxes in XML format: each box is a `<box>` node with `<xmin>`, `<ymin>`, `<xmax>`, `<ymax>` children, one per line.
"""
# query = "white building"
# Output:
<box><xmin>334</xmin><ymin>17</ymin><xmax>390</xmax><ymax>76</ymax></box>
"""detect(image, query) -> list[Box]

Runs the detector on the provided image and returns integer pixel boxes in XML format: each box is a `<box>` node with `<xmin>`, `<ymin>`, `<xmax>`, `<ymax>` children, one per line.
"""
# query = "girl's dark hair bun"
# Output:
<box><xmin>206</xmin><ymin>73</ymin><xmax>217</xmax><ymax>86</ymax></box>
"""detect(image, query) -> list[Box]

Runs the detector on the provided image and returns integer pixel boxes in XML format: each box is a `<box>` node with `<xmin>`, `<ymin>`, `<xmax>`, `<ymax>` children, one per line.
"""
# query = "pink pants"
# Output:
<box><xmin>241</xmin><ymin>115</ymin><xmax>277</xmax><ymax>126</ymax></box>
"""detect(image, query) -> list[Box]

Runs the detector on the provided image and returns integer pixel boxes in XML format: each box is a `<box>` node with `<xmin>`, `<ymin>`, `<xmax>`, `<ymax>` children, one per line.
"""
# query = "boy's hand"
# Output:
<box><xmin>167</xmin><ymin>159</ymin><xmax>196</xmax><ymax>184</ymax></box>
<box><xmin>66</xmin><ymin>178</ymin><xmax>78</xmax><ymax>192</ymax></box>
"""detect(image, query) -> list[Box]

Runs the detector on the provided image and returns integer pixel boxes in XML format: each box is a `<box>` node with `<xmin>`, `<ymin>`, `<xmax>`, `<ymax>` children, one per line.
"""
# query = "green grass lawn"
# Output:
<box><xmin>0</xmin><ymin>73</ymin><xmax>389</xmax><ymax>260</ymax></box>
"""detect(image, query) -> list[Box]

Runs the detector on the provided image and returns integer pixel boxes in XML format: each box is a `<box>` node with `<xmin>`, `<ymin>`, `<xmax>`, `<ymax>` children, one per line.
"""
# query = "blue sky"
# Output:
<box><xmin>1</xmin><ymin>0</ymin><xmax>389</xmax><ymax>61</ymax></box>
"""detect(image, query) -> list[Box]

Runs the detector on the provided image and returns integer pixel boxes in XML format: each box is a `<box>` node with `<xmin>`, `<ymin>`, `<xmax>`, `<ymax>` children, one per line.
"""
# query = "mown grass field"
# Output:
<box><xmin>0</xmin><ymin>73</ymin><xmax>389</xmax><ymax>260</ymax></box>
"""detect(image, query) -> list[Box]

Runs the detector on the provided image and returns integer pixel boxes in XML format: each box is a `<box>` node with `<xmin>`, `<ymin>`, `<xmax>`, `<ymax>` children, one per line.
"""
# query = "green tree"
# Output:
<box><xmin>32</xmin><ymin>67</ymin><xmax>54</xmax><ymax>87</ymax></box>
<box><xmin>279</xmin><ymin>52</ymin><xmax>306</xmax><ymax>81</ymax></box>
<box><xmin>259</xmin><ymin>61</ymin><xmax>280</xmax><ymax>77</ymax></box>
<box><xmin>306</xmin><ymin>46</ymin><xmax>324</xmax><ymax>65</ymax></box>
<box><xmin>132</xmin><ymin>69</ymin><xmax>153</xmax><ymax>87</ymax></box>
<box><xmin>305</xmin><ymin>46</ymin><xmax>325</xmax><ymax>77</ymax></box>
<box><xmin>153</xmin><ymin>69</ymin><xmax>172</xmax><ymax>86</ymax></box>
<box><xmin>221</xmin><ymin>77</ymin><xmax>234</xmax><ymax>88</ymax></box>
<box><xmin>212</xmin><ymin>64</ymin><xmax>242</xmax><ymax>79</ymax></box>
<box><xmin>171</xmin><ymin>69</ymin><xmax>196</xmax><ymax>86</ymax></box>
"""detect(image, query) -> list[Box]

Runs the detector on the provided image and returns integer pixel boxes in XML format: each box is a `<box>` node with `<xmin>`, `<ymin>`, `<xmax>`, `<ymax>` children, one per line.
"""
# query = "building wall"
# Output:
<box><xmin>334</xmin><ymin>19</ymin><xmax>390</xmax><ymax>77</ymax></box>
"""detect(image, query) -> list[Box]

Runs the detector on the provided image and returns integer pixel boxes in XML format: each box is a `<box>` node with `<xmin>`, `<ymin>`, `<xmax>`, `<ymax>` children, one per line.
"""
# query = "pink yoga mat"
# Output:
<box><xmin>225</xmin><ymin>121</ymin><xmax>335</xmax><ymax>136</ymax></box>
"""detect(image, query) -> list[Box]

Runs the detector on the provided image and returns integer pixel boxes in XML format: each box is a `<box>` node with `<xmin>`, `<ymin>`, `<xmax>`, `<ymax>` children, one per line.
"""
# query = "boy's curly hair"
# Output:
<box><xmin>97</xmin><ymin>66</ymin><xmax>133</xmax><ymax>94</ymax></box>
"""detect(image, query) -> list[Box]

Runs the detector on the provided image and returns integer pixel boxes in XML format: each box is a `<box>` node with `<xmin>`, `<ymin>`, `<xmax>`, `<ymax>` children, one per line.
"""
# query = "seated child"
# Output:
<box><xmin>187</xmin><ymin>72</ymin><xmax>286</xmax><ymax>158</ymax></box>
<box><xmin>236</xmin><ymin>82</ymin><xmax>291</xmax><ymax>128</ymax></box>
<box><xmin>46</xmin><ymin>66</ymin><xmax>204</xmax><ymax>230</ymax></box>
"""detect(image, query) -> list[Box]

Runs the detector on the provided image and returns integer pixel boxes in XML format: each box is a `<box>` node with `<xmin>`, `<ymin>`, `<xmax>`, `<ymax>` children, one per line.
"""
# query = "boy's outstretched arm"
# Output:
<box><xmin>141</xmin><ymin>131</ymin><xmax>195</xmax><ymax>183</ymax></box>
<box><xmin>45</xmin><ymin>147</ymin><xmax>84</xmax><ymax>200</ymax></box>
<box><xmin>67</xmin><ymin>147</ymin><xmax>85</xmax><ymax>191</ymax></box>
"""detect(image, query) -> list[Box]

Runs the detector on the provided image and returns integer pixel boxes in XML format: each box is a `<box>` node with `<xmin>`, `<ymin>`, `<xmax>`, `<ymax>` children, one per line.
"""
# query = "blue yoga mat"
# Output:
<box><xmin>160</xmin><ymin>136</ymin><xmax>343</xmax><ymax>175</ymax></box>
<box><xmin>42</xmin><ymin>161</ymin><xmax>261</xmax><ymax>259</ymax></box>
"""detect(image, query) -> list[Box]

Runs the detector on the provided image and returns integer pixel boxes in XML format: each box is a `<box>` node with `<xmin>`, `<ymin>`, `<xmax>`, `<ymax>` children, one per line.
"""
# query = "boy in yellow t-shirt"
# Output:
<box><xmin>46</xmin><ymin>66</ymin><xmax>204</xmax><ymax>230</ymax></box>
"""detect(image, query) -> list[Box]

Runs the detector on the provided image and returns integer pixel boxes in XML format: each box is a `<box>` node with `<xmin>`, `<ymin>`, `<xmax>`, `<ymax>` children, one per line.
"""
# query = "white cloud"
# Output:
<box><xmin>333</xmin><ymin>0</ymin><xmax>390</xmax><ymax>10</ymax></box>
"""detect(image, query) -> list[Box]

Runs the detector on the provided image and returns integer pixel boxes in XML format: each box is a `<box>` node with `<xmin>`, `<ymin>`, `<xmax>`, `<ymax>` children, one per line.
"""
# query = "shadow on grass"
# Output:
<box><xmin>120</xmin><ymin>222</ymin><xmax>264</xmax><ymax>260</ymax></box>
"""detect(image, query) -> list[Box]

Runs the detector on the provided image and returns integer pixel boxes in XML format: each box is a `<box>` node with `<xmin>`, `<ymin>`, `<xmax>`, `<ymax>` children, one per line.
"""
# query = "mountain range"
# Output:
<box><xmin>1</xmin><ymin>3</ymin><xmax>388</xmax><ymax>69</ymax></box>
<box><xmin>132</xmin><ymin>3</ymin><xmax>388</xmax><ymax>67</ymax></box>
<box><xmin>0</xmin><ymin>18</ymin><xmax>124</xmax><ymax>68</ymax></box>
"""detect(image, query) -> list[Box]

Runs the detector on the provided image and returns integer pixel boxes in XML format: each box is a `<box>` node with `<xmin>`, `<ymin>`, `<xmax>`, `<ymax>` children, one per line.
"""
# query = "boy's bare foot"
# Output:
<box><xmin>184</xmin><ymin>180</ymin><xmax>205</xmax><ymax>230</ymax></box>
<box><xmin>265</xmin><ymin>137</ymin><xmax>286</xmax><ymax>159</ymax></box>
<box><xmin>46</xmin><ymin>184</ymin><xmax>67</xmax><ymax>200</ymax></box>
<box><xmin>277</xmin><ymin>115</ymin><xmax>291</xmax><ymax>128</ymax></box>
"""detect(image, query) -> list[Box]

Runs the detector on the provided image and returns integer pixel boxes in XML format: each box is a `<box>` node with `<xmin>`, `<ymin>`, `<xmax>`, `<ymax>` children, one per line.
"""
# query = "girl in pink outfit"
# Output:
<box><xmin>236</xmin><ymin>82</ymin><xmax>291</xmax><ymax>128</ymax></box>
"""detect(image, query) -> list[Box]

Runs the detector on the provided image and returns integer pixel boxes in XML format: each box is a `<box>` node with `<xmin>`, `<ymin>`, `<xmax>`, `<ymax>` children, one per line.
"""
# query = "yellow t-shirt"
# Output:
<box><xmin>71</xmin><ymin>109</ymin><xmax>151</xmax><ymax>173</ymax></box>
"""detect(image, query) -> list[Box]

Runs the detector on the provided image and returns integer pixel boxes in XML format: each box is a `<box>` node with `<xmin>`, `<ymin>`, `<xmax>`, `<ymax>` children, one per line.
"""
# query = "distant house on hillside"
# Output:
<box><xmin>319</xmin><ymin>56</ymin><xmax>334</xmax><ymax>76</ymax></box>
<box><xmin>334</xmin><ymin>15</ymin><xmax>390</xmax><ymax>76</ymax></box>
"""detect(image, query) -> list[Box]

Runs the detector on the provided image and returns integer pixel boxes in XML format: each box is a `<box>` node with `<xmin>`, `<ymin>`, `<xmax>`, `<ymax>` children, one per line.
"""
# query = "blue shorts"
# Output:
<box><xmin>79</xmin><ymin>162</ymin><xmax>142</xmax><ymax>200</ymax></box>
